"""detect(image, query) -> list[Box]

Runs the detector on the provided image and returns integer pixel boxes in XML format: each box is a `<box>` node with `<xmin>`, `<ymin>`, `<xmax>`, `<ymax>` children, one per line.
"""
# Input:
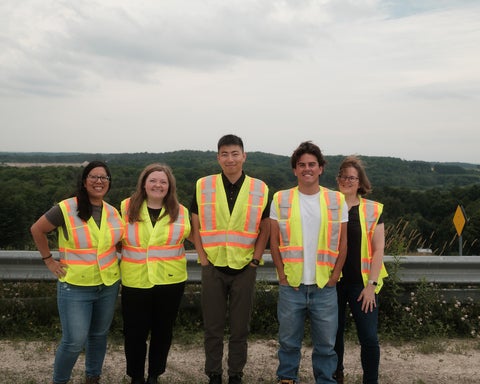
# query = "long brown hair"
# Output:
<box><xmin>127</xmin><ymin>163</ymin><xmax>179</xmax><ymax>224</ymax></box>
<box><xmin>338</xmin><ymin>155</ymin><xmax>372</xmax><ymax>196</ymax></box>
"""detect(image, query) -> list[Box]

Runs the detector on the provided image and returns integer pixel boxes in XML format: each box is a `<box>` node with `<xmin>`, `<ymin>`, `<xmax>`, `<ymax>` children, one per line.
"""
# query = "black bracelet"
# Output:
<box><xmin>42</xmin><ymin>254</ymin><xmax>53</xmax><ymax>260</ymax></box>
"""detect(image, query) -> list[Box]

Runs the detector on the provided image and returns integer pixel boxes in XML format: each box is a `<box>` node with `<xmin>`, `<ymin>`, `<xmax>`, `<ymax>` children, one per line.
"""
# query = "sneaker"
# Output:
<box><xmin>85</xmin><ymin>376</ymin><xmax>100</xmax><ymax>384</ymax></box>
<box><xmin>333</xmin><ymin>370</ymin><xmax>344</xmax><ymax>384</ymax></box>
<box><xmin>228</xmin><ymin>374</ymin><xmax>242</xmax><ymax>384</ymax></box>
<box><xmin>278</xmin><ymin>380</ymin><xmax>296</xmax><ymax>384</ymax></box>
<box><xmin>146</xmin><ymin>375</ymin><xmax>158</xmax><ymax>384</ymax></box>
<box><xmin>209</xmin><ymin>374</ymin><xmax>222</xmax><ymax>384</ymax></box>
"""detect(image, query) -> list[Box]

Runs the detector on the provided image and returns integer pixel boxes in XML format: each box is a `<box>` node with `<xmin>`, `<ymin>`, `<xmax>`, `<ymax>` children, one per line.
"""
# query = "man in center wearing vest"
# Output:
<box><xmin>190</xmin><ymin>134</ymin><xmax>270</xmax><ymax>384</ymax></box>
<box><xmin>270</xmin><ymin>141</ymin><xmax>348</xmax><ymax>384</ymax></box>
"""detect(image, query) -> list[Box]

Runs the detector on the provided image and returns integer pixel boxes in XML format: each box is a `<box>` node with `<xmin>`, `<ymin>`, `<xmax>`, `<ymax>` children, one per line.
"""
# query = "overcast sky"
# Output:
<box><xmin>1</xmin><ymin>0</ymin><xmax>479</xmax><ymax>163</ymax></box>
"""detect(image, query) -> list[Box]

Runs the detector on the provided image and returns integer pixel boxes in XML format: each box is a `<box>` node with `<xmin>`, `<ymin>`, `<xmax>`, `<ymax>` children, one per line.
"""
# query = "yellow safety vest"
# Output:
<box><xmin>358</xmin><ymin>197</ymin><xmax>388</xmax><ymax>293</ymax></box>
<box><xmin>196</xmin><ymin>174</ymin><xmax>268</xmax><ymax>269</ymax></box>
<box><xmin>58</xmin><ymin>197</ymin><xmax>123</xmax><ymax>286</ymax></box>
<box><xmin>120</xmin><ymin>199</ymin><xmax>191</xmax><ymax>288</ymax></box>
<box><xmin>272</xmin><ymin>186</ymin><xmax>345</xmax><ymax>288</ymax></box>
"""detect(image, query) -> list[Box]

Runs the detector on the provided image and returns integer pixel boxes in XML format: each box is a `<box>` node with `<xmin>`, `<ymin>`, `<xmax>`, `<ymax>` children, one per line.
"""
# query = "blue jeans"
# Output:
<box><xmin>53</xmin><ymin>280</ymin><xmax>119</xmax><ymax>384</ymax></box>
<box><xmin>277</xmin><ymin>284</ymin><xmax>338</xmax><ymax>384</ymax></box>
<box><xmin>335</xmin><ymin>283</ymin><xmax>379</xmax><ymax>384</ymax></box>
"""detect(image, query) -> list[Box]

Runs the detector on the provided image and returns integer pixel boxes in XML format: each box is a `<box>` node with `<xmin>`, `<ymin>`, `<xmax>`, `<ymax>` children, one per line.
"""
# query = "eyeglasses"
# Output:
<box><xmin>87</xmin><ymin>175</ymin><xmax>110</xmax><ymax>182</ymax></box>
<box><xmin>338</xmin><ymin>175</ymin><xmax>359</xmax><ymax>183</ymax></box>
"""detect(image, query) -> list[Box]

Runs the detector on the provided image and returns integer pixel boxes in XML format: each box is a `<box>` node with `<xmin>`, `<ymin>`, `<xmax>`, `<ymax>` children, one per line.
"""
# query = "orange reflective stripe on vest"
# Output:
<box><xmin>199</xmin><ymin>174</ymin><xmax>266</xmax><ymax>250</ymax></box>
<box><xmin>320</xmin><ymin>189</ymin><xmax>342</xmax><ymax>267</ymax></box>
<box><xmin>60</xmin><ymin>199</ymin><xmax>122</xmax><ymax>269</ymax></box>
<box><xmin>196</xmin><ymin>174</ymin><xmax>268</xmax><ymax>268</ymax></box>
<box><xmin>121</xmin><ymin>203</ymin><xmax>189</xmax><ymax>262</ymax></box>
<box><xmin>199</xmin><ymin>176</ymin><xmax>217</xmax><ymax>231</ymax></box>
<box><xmin>360</xmin><ymin>198</ymin><xmax>382</xmax><ymax>275</ymax></box>
<box><xmin>120</xmin><ymin>199</ymin><xmax>190</xmax><ymax>287</ymax></box>
<box><xmin>62</xmin><ymin>198</ymin><xmax>94</xmax><ymax>251</ymax></box>
<box><xmin>274</xmin><ymin>186</ymin><xmax>345</xmax><ymax>287</ymax></box>
<box><xmin>357</xmin><ymin>197</ymin><xmax>388</xmax><ymax>292</ymax></box>
<box><xmin>58</xmin><ymin>197</ymin><xmax>123</xmax><ymax>286</ymax></box>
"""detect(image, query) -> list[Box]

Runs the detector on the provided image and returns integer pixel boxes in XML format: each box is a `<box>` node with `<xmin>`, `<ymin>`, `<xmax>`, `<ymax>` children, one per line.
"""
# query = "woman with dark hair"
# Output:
<box><xmin>120</xmin><ymin>163</ymin><xmax>191</xmax><ymax>384</ymax></box>
<box><xmin>333</xmin><ymin>156</ymin><xmax>388</xmax><ymax>384</ymax></box>
<box><xmin>30</xmin><ymin>161</ymin><xmax>124</xmax><ymax>384</ymax></box>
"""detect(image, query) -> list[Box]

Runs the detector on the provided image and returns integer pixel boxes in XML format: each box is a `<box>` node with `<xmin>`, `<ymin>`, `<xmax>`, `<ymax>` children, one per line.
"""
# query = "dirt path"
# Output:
<box><xmin>1</xmin><ymin>338</ymin><xmax>479</xmax><ymax>383</ymax></box>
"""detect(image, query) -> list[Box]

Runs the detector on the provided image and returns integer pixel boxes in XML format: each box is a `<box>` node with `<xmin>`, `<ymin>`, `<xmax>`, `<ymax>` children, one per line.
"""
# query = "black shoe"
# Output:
<box><xmin>228</xmin><ymin>374</ymin><xmax>242</xmax><ymax>384</ymax></box>
<box><xmin>333</xmin><ymin>370</ymin><xmax>344</xmax><ymax>384</ymax></box>
<box><xmin>130</xmin><ymin>378</ymin><xmax>145</xmax><ymax>384</ymax></box>
<box><xmin>208</xmin><ymin>374</ymin><xmax>222</xmax><ymax>384</ymax></box>
<box><xmin>146</xmin><ymin>376</ymin><xmax>158</xmax><ymax>384</ymax></box>
<box><xmin>85</xmin><ymin>376</ymin><xmax>100</xmax><ymax>384</ymax></box>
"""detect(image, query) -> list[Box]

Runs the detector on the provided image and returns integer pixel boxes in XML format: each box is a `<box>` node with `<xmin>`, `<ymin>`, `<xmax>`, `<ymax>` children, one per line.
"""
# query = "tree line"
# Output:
<box><xmin>1</xmin><ymin>150</ymin><xmax>479</xmax><ymax>255</ymax></box>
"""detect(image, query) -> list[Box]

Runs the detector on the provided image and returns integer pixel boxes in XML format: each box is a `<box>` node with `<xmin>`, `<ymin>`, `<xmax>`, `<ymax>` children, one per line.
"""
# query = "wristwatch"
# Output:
<box><xmin>368</xmin><ymin>280</ymin><xmax>378</xmax><ymax>286</ymax></box>
<box><xmin>250</xmin><ymin>259</ymin><xmax>260</xmax><ymax>266</ymax></box>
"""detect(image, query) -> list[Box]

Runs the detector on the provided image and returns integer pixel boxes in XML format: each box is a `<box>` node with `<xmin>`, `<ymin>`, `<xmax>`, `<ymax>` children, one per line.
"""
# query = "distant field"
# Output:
<box><xmin>2</xmin><ymin>163</ymin><xmax>83</xmax><ymax>167</ymax></box>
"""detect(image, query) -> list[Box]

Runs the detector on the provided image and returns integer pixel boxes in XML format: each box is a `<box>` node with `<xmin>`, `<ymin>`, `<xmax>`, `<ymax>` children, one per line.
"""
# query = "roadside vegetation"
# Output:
<box><xmin>1</xmin><ymin>211</ymin><xmax>480</xmax><ymax>343</ymax></box>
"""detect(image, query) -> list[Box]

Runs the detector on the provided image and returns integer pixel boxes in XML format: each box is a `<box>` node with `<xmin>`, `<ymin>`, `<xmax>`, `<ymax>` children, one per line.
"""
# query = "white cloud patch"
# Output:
<box><xmin>0</xmin><ymin>0</ymin><xmax>479</xmax><ymax>163</ymax></box>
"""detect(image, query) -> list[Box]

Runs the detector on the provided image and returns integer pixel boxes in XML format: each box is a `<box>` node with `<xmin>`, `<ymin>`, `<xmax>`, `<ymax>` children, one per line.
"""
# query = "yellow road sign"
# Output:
<box><xmin>453</xmin><ymin>205</ymin><xmax>467</xmax><ymax>236</ymax></box>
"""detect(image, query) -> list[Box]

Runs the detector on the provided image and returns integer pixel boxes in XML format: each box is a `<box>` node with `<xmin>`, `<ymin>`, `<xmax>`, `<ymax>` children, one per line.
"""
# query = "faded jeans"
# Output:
<box><xmin>277</xmin><ymin>284</ymin><xmax>338</xmax><ymax>384</ymax></box>
<box><xmin>53</xmin><ymin>280</ymin><xmax>119</xmax><ymax>384</ymax></box>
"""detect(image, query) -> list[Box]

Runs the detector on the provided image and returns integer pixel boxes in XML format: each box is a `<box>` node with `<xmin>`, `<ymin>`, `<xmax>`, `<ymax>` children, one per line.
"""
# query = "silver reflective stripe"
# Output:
<box><xmin>277</xmin><ymin>190</ymin><xmax>293</xmax><ymax>247</ymax></box>
<box><xmin>169</xmin><ymin>207</ymin><xmax>185</xmax><ymax>243</ymax></box>
<box><xmin>282</xmin><ymin>249</ymin><xmax>303</xmax><ymax>261</ymax></box>
<box><xmin>325</xmin><ymin>190</ymin><xmax>341</xmax><ymax>251</ymax></box>
<box><xmin>245</xmin><ymin>178</ymin><xmax>266</xmax><ymax>232</ymax></box>
<box><xmin>148</xmin><ymin>246</ymin><xmax>183</xmax><ymax>258</ymax></box>
<box><xmin>105</xmin><ymin>205</ymin><xmax>123</xmax><ymax>243</ymax></box>
<box><xmin>361</xmin><ymin>199</ymin><xmax>379</xmax><ymax>272</ymax></box>
<box><xmin>317</xmin><ymin>252</ymin><xmax>338</xmax><ymax>266</ymax></box>
<box><xmin>201</xmin><ymin>232</ymin><xmax>255</xmax><ymax>248</ymax></box>
<box><xmin>126</xmin><ymin>225</ymin><xmax>137</xmax><ymax>244</ymax></box>
<box><xmin>201</xmin><ymin>175</ymin><xmax>217</xmax><ymax>231</ymax></box>
<box><xmin>64</xmin><ymin>251</ymin><xmax>97</xmax><ymax>263</ymax></box>
<box><xmin>364</xmin><ymin>200</ymin><xmax>377</xmax><ymax>229</ymax></box>
<box><xmin>123</xmin><ymin>247</ymin><xmax>183</xmax><ymax>260</ymax></box>
<box><xmin>65</xmin><ymin>199</ymin><xmax>91</xmax><ymax>248</ymax></box>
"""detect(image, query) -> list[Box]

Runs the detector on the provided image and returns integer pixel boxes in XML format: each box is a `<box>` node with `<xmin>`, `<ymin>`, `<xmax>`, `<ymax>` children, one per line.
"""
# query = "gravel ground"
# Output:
<box><xmin>1</xmin><ymin>338</ymin><xmax>479</xmax><ymax>383</ymax></box>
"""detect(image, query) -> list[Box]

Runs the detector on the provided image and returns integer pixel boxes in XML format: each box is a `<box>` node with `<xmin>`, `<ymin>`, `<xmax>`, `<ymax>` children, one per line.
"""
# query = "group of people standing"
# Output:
<box><xmin>30</xmin><ymin>134</ymin><xmax>387</xmax><ymax>384</ymax></box>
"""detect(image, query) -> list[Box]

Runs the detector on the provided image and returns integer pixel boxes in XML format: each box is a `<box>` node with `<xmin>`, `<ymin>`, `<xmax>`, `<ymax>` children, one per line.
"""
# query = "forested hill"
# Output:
<box><xmin>1</xmin><ymin>151</ymin><xmax>479</xmax><ymax>255</ymax></box>
<box><xmin>1</xmin><ymin>150</ymin><xmax>479</xmax><ymax>192</ymax></box>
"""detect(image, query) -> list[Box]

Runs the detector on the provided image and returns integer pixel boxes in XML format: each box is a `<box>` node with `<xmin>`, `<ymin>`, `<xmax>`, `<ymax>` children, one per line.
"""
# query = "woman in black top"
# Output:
<box><xmin>334</xmin><ymin>156</ymin><xmax>388</xmax><ymax>384</ymax></box>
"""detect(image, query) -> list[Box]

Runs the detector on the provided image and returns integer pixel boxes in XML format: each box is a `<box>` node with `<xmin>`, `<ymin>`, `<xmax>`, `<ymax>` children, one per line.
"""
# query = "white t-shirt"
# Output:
<box><xmin>270</xmin><ymin>190</ymin><xmax>348</xmax><ymax>285</ymax></box>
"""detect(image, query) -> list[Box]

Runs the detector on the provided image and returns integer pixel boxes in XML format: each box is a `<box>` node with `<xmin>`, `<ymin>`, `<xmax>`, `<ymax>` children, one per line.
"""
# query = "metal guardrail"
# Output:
<box><xmin>1</xmin><ymin>251</ymin><xmax>480</xmax><ymax>284</ymax></box>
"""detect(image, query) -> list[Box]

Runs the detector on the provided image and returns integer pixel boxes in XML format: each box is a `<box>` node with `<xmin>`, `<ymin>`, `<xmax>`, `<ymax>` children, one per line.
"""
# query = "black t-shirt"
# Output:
<box><xmin>45</xmin><ymin>203</ymin><xmax>103</xmax><ymax>241</ymax></box>
<box><xmin>341</xmin><ymin>204</ymin><xmax>383</xmax><ymax>284</ymax></box>
<box><xmin>147</xmin><ymin>207</ymin><xmax>162</xmax><ymax>226</ymax></box>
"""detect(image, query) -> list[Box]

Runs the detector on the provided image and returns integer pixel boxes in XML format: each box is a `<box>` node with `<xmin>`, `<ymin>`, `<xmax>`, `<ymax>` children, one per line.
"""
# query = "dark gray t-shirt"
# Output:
<box><xmin>45</xmin><ymin>204</ymin><xmax>103</xmax><ymax>240</ymax></box>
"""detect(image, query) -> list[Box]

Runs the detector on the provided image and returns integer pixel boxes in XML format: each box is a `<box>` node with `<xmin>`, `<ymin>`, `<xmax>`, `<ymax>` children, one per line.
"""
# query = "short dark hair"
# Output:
<box><xmin>217</xmin><ymin>134</ymin><xmax>244</xmax><ymax>152</ymax></box>
<box><xmin>290</xmin><ymin>141</ymin><xmax>326</xmax><ymax>169</ymax></box>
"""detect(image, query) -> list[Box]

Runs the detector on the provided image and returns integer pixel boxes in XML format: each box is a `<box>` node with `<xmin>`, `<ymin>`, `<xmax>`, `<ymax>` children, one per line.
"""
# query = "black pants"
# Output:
<box><xmin>121</xmin><ymin>282</ymin><xmax>185</xmax><ymax>379</ymax></box>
